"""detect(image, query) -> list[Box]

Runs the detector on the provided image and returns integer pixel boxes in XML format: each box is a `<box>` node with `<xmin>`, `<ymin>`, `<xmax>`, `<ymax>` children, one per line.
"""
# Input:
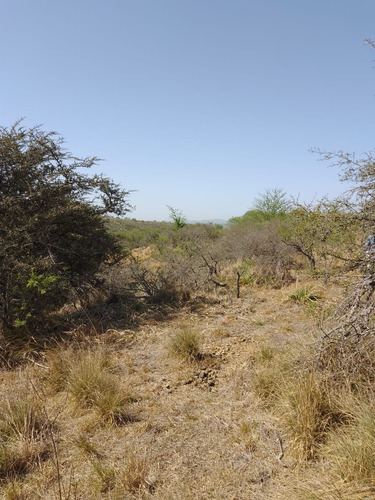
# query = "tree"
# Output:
<box><xmin>280</xmin><ymin>199</ymin><xmax>360</xmax><ymax>274</ymax></box>
<box><xmin>227</xmin><ymin>209</ymin><xmax>268</xmax><ymax>226</ymax></box>
<box><xmin>252</xmin><ymin>188</ymin><xmax>291</xmax><ymax>220</ymax></box>
<box><xmin>228</xmin><ymin>188</ymin><xmax>291</xmax><ymax>226</ymax></box>
<box><xmin>167</xmin><ymin>205</ymin><xmax>187</xmax><ymax>230</ymax></box>
<box><xmin>0</xmin><ymin>122</ymin><xmax>132</xmax><ymax>337</ymax></box>
<box><xmin>313</xmin><ymin>148</ymin><xmax>375</xmax><ymax>229</ymax></box>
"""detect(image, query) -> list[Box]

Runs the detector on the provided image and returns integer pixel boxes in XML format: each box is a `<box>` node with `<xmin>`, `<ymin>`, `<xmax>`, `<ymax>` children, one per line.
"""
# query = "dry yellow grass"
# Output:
<box><xmin>0</xmin><ymin>278</ymin><xmax>368</xmax><ymax>499</ymax></box>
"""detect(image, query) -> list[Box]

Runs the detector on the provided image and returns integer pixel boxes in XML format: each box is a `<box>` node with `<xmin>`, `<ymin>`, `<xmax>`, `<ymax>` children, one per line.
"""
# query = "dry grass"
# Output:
<box><xmin>324</xmin><ymin>395</ymin><xmax>375</xmax><ymax>484</ymax></box>
<box><xmin>0</xmin><ymin>394</ymin><xmax>49</xmax><ymax>482</ymax></box>
<box><xmin>0</xmin><ymin>278</ymin><xmax>373</xmax><ymax>499</ymax></box>
<box><xmin>45</xmin><ymin>347</ymin><xmax>134</xmax><ymax>425</ymax></box>
<box><xmin>167</xmin><ymin>325</ymin><xmax>202</xmax><ymax>361</ymax></box>
<box><xmin>280</xmin><ymin>372</ymin><xmax>341</xmax><ymax>462</ymax></box>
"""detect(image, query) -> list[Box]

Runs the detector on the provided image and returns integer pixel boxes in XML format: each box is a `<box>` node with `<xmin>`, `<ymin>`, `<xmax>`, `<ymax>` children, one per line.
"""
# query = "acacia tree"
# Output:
<box><xmin>279</xmin><ymin>200</ymin><xmax>358</xmax><ymax>272</ymax></box>
<box><xmin>228</xmin><ymin>188</ymin><xmax>291</xmax><ymax>226</ymax></box>
<box><xmin>0</xmin><ymin>122</ymin><xmax>132</xmax><ymax>337</ymax></box>
<box><xmin>252</xmin><ymin>188</ymin><xmax>292</xmax><ymax>220</ymax></box>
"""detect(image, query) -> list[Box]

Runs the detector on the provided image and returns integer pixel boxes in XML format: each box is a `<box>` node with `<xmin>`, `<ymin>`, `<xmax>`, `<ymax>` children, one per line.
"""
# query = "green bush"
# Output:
<box><xmin>0</xmin><ymin>122</ymin><xmax>131</xmax><ymax>340</ymax></box>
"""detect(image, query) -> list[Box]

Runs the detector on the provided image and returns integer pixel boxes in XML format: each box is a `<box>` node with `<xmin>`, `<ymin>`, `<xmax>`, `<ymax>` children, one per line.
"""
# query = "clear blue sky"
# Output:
<box><xmin>2</xmin><ymin>0</ymin><xmax>375</xmax><ymax>221</ymax></box>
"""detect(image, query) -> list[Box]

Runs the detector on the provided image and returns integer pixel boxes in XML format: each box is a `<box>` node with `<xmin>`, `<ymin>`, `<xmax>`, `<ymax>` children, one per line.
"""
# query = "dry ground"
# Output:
<box><xmin>2</xmin><ymin>279</ymin><xmax>369</xmax><ymax>500</ymax></box>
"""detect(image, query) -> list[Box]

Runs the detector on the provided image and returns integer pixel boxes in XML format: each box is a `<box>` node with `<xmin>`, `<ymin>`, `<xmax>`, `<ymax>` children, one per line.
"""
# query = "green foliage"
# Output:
<box><xmin>105</xmin><ymin>217</ymin><xmax>171</xmax><ymax>249</ymax></box>
<box><xmin>238</xmin><ymin>261</ymin><xmax>254</xmax><ymax>285</ymax></box>
<box><xmin>280</xmin><ymin>200</ymin><xmax>360</xmax><ymax>272</ymax></box>
<box><xmin>0</xmin><ymin>122</ymin><xmax>131</xmax><ymax>338</ymax></box>
<box><xmin>228</xmin><ymin>188</ymin><xmax>291</xmax><ymax>227</ymax></box>
<box><xmin>228</xmin><ymin>210</ymin><xmax>269</xmax><ymax>226</ymax></box>
<box><xmin>289</xmin><ymin>287</ymin><xmax>320</xmax><ymax>305</ymax></box>
<box><xmin>167</xmin><ymin>205</ymin><xmax>187</xmax><ymax>230</ymax></box>
<box><xmin>11</xmin><ymin>270</ymin><xmax>60</xmax><ymax>329</ymax></box>
<box><xmin>252</xmin><ymin>188</ymin><xmax>292</xmax><ymax>219</ymax></box>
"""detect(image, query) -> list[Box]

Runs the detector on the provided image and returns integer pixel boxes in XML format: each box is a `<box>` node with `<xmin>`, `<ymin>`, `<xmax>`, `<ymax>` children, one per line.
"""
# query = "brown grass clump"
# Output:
<box><xmin>68</xmin><ymin>349</ymin><xmax>133</xmax><ymax>424</ymax></box>
<box><xmin>0</xmin><ymin>394</ymin><xmax>49</xmax><ymax>481</ymax></box>
<box><xmin>44</xmin><ymin>346</ymin><xmax>75</xmax><ymax>393</ymax></box>
<box><xmin>46</xmin><ymin>347</ymin><xmax>134</xmax><ymax>425</ymax></box>
<box><xmin>2</xmin><ymin>481</ymin><xmax>29</xmax><ymax>500</ymax></box>
<box><xmin>324</xmin><ymin>395</ymin><xmax>375</xmax><ymax>485</ymax></box>
<box><xmin>251</xmin><ymin>344</ymin><xmax>290</xmax><ymax>404</ymax></box>
<box><xmin>89</xmin><ymin>453</ymin><xmax>150</xmax><ymax>497</ymax></box>
<box><xmin>168</xmin><ymin>325</ymin><xmax>202</xmax><ymax>361</ymax></box>
<box><xmin>280</xmin><ymin>372</ymin><xmax>341</xmax><ymax>462</ymax></box>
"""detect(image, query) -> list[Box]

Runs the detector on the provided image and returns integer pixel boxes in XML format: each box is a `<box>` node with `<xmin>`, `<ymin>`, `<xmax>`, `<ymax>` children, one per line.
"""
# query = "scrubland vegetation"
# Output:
<box><xmin>2</xmin><ymin>122</ymin><xmax>375</xmax><ymax>499</ymax></box>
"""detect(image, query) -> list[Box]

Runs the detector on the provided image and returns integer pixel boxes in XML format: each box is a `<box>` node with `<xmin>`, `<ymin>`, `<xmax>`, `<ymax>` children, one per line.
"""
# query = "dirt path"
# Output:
<box><xmin>103</xmin><ymin>285</ymin><xmax>316</xmax><ymax>499</ymax></box>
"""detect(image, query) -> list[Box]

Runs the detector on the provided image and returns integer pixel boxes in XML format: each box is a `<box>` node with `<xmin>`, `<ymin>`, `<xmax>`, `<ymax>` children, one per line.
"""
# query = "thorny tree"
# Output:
<box><xmin>313</xmin><ymin>36</ymin><xmax>375</xmax><ymax>372</ymax></box>
<box><xmin>0</xmin><ymin>122</ymin><xmax>132</xmax><ymax>338</ymax></box>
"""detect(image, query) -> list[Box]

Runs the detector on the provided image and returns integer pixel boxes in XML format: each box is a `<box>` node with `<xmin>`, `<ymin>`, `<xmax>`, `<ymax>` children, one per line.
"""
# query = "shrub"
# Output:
<box><xmin>128</xmin><ymin>258</ymin><xmax>191</xmax><ymax>304</ymax></box>
<box><xmin>0</xmin><ymin>122</ymin><xmax>131</xmax><ymax>341</ymax></box>
<box><xmin>222</xmin><ymin>222</ymin><xmax>296</xmax><ymax>287</ymax></box>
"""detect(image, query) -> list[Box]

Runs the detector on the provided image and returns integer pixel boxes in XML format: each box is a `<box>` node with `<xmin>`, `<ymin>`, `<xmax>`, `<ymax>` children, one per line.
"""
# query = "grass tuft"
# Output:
<box><xmin>91</xmin><ymin>454</ymin><xmax>150</xmax><ymax>496</ymax></box>
<box><xmin>0</xmin><ymin>395</ymin><xmax>48</xmax><ymax>480</ymax></box>
<box><xmin>324</xmin><ymin>396</ymin><xmax>375</xmax><ymax>484</ymax></box>
<box><xmin>281</xmin><ymin>372</ymin><xmax>341</xmax><ymax>461</ymax></box>
<box><xmin>252</xmin><ymin>345</ymin><xmax>286</xmax><ymax>403</ymax></box>
<box><xmin>289</xmin><ymin>287</ymin><xmax>320</xmax><ymax>305</ymax></box>
<box><xmin>68</xmin><ymin>349</ymin><xmax>132</xmax><ymax>424</ymax></box>
<box><xmin>3</xmin><ymin>481</ymin><xmax>28</xmax><ymax>500</ymax></box>
<box><xmin>46</xmin><ymin>347</ymin><xmax>133</xmax><ymax>425</ymax></box>
<box><xmin>168</xmin><ymin>326</ymin><xmax>202</xmax><ymax>361</ymax></box>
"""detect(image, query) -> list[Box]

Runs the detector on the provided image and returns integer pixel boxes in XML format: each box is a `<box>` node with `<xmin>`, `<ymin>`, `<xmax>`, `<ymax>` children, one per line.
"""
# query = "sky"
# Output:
<box><xmin>1</xmin><ymin>0</ymin><xmax>375</xmax><ymax>222</ymax></box>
